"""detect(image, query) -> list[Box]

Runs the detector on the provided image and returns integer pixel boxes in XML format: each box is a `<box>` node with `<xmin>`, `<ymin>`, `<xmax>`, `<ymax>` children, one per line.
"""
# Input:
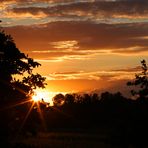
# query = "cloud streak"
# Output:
<box><xmin>1</xmin><ymin>0</ymin><xmax>148</xmax><ymax>26</ymax></box>
<box><xmin>44</xmin><ymin>68</ymin><xmax>137</xmax><ymax>95</ymax></box>
<box><xmin>4</xmin><ymin>21</ymin><xmax>148</xmax><ymax>61</ymax></box>
<box><xmin>45</xmin><ymin>68</ymin><xmax>137</xmax><ymax>81</ymax></box>
<box><xmin>9</xmin><ymin>0</ymin><xmax>148</xmax><ymax>20</ymax></box>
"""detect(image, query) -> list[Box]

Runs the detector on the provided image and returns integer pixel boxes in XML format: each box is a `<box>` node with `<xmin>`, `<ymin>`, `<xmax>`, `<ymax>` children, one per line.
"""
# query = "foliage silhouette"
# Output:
<box><xmin>41</xmin><ymin>91</ymin><xmax>148</xmax><ymax>148</ymax></box>
<box><xmin>53</xmin><ymin>93</ymin><xmax>65</xmax><ymax>106</ymax></box>
<box><xmin>127</xmin><ymin>59</ymin><xmax>148</xmax><ymax>100</ymax></box>
<box><xmin>0</xmin><ymin>29</ymin><xmax>46</xmax><ymax>145</ymax></box>
<box><xmin>0</xmin><ymin>30</ymin><xmax>46</xmax><ymax>102</ymax></box>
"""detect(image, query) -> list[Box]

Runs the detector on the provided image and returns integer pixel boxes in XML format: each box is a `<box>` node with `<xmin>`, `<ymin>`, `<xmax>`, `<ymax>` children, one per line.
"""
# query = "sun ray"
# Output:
<box><xmin>0</xmin><ymin>98</ymin><xmax>32</xmax><ymax>111</ymax></box>
<box><xmin>21</xmin><ymin>102</ymin><xmax>35</xmax><ymax>129</ymax></box>
<box><xmin>13</xmin><ymin>101</ymin><xmax>35</xmax><ymax>142</ymax></box>
<box><xmin>36</xmin><ymin>102</ymin><xmax>47</xmax><ymax>131</ymax></box>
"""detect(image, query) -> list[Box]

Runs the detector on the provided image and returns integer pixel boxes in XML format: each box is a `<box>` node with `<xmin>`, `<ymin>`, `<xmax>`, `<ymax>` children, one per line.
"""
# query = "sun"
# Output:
<box><xmin>31</xmin><ymin>89</ymin><xmax>68</xmax><ymax>106</ymax></box>
<box><xmin>32</xmin><ymin>89</ymin><xmax>54</xmax><ymax>106</ymax></box>
<box><xmin>32</xmin><ymin>93</ymin><xmax>42</xmax><ymax>102</ymax></box>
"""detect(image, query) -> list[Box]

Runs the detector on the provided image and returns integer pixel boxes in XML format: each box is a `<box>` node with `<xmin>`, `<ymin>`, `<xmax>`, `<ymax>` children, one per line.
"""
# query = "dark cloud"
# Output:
<box><xmin>2</xmin><ymin>0</ymin><xmax>70</xmax><ymax>2</ymax></box>
<box><xmin>5</xmin><ymin>21</ymin><xmax>148</xmax><ymax>58</ymax></box>
<box><xmin>11</xmin><ymin>0</ymin><xmax>148</xmax><ymax>19</ymax></box>
<box><xmin>112</xmin><ymin>66</ymin><xmax>141</xmax><ymax>72</ymax></box>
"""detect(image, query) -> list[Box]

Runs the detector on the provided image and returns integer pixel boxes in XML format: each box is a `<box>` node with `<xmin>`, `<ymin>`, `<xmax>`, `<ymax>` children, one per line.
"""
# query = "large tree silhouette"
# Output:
<box><xmin>0</xmin><ymin>29</ymin><xmax>46</xmax><ymax>103</ymax></box>
<box><xmin>0</xmin><ymin>29</ymin><xmax>46</xmax><ymax>145</ymax></box>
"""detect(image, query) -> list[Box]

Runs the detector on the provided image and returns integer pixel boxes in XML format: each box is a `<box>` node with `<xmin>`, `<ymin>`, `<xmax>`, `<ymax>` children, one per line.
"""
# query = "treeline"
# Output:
<box><xmin>45</xmin><ymin>91</ymin><xmax>148</xmax><ymax>129</ymax></box>
<box><xmin>1</xmin><ymin>90</ymin><xmax>147</xmax><ymax>147</ymax></box>
<box><xmin>21</xmin><ymin>91</ymin><xmax>148</xmax><ymax>147</ymax></box>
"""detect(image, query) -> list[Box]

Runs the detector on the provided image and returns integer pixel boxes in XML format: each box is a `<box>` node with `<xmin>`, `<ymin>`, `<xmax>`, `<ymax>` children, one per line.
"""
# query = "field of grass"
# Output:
<box><xmin>10</xmin><ymin>129</ymin><xmax>133</xmax><ymax>148</ymax></box>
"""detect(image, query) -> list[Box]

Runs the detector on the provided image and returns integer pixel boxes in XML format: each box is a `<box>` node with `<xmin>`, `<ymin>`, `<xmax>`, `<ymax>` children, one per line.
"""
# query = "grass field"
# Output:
<box><xmin>10</xmin><ymin>129</ymin><xmax>134</xmax><ymax>148</ymax></box>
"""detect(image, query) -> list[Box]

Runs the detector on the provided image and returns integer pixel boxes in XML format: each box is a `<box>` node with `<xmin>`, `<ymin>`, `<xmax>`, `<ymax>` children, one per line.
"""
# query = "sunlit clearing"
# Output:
<box><xmin>32</xmin><ymin>89</ymin><xmax>66</xmax><ymax>106</ymax></box>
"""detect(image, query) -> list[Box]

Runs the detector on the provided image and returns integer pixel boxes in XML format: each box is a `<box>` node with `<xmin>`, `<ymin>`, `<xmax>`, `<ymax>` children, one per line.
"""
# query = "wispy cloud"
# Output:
<box><xmin>40</xmin><ymin>67</ymin><xmax>137</xmax><ymax>94</ymax></box>
<box><xmin>1</xmin><ymin>0</ymin><xmax>148</xmax><ymax>26</ymax></box>
<box><xmin>50</xmin><ymin>40</ymin><xmax>79</xmax><ymax>49</ymax></box>
<box><xmin>45</xmin><ymin>68</ymin><xmax>138</xmax><ymax>81</ymax></box>
<box><xmin>5</xmin><ymin>21</ymin><xmax>148</xmax><ymax>61</ymax></box>
<box><xmin>7</xmin><ymin>0</ymin><xmax>148</xmax><ymax>22</ymax></box>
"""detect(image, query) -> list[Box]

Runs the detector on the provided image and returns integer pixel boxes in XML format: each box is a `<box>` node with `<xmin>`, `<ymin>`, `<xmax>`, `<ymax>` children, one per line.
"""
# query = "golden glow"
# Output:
<box><xmin>32</xmin><ymin>89</ymin><xmax>68</xmax><ymax>106</ymax></box>
<box><xmin>50</xmin><ymin>40</ymin><xmax>79</xmax><ymax>49</ymax></box>
<box><xmin>32</xmin><ymin>93</ymin><xmax>42</xmax><ymax>102</ymax></box>
<box><xmin>32</xmin><ymin>89</ymin><xmax>52</xmax><ymax>105</ymax></box>
<box><xmin>5</xmin><ymin>11</ymin><xmax>47</xmax><ymax>19</ymax></box>
<box><xmin>32</xmin><ymin>89</ymin><xmax>62</xmax><ymax>106</ymax></box>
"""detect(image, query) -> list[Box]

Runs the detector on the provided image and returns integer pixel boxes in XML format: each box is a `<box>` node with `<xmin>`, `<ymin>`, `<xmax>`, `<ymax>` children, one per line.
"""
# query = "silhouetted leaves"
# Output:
<box><xmin>127</xmin><ymin>59</ymin><xmax>148</xmax><ymax>100</ymax></box>
<box><xmin>0</xmin><ymin>29</ymin><xmax>46</xmax><ymax>145</ymax></box>
<box><xmin>0</xmin><ymin>30</ymin><xmax>46</xmax><ymax>101</ymax></box>
<box><xmin>22</xmin><ymin>73</ymin><xmax>46</xmax><ymax>90</ymax></box>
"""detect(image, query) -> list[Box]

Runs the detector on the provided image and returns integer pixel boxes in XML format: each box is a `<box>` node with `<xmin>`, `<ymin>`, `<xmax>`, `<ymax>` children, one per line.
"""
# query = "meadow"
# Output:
<box><xmin>11</xmin><ymin>129</ymin><xmax>129</xmax><ymax>148</ymax></box>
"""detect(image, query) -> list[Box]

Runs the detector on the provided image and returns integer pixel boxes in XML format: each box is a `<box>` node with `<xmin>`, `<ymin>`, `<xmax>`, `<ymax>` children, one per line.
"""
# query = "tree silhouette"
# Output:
<box><xmin>127</xmin><ymin>59</ymin><xmax>148</xmax><ymax>100</ymax></box>
<box><xmin>64</xmin><ymin>93</ymin><xmax>75</xmax><ymax>105</ymax></box>
<box><xmin>0</xmin><ymin>29</ymin><xmax>46</xmax><ymax>145</ymax></box>
<box><xmin>0</xmin><ymin>29</ymin><xmax>46</xmax><ymax>103</ymax></box>
<box><xmin>52</xmin><ymin>93</ymin><xmax>65</xmax><ymax>106</ymax></box>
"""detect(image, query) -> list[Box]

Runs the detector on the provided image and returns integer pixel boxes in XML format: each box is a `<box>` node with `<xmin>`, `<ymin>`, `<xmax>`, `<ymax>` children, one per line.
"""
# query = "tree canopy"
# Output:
<box><xmin>0</xmin><ymin>29</ymin><xmax>46</xmax><ymax>103</ymax></box>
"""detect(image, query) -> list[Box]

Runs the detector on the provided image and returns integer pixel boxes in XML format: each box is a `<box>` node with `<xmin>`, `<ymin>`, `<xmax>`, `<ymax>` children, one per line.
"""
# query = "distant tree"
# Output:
<box><xmin>100</xmin><ymin>91</ymin><xmax>113</xmax><ymax>102</ymax></box>
<box><xmin>64</xmin><ymin>94</ymin><xmax>75</xmax><ymax>105</ymax></box>
<box><xmin>127</xmin><ymin>60</ymin><xmax>148</xmax><ymax>100</ymax></box>
<box><xmin>91</xmin><ymin>93</ymin><xmax>99</xmax><ymax>103</ymax></box>
<box><xmin>53</xmin><ymin>93</ymin><xmax>65</xmax><ymax>106</ymax></box>
<box><xmin>82</xmin><ymin>93</ymin><xmax>91</xmax><ymax>104</ymax></box>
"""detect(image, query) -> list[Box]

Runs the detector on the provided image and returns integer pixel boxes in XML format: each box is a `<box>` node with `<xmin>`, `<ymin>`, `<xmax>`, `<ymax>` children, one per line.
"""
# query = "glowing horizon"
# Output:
<box><xmin>32</xmin><ymin>88</ymin><xmax>68</xmax><ymax>106</ymax></box>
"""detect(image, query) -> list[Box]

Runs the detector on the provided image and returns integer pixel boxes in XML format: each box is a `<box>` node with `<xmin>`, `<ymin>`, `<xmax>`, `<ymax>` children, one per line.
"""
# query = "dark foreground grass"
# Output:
<box><xmin>9</xmin><ymin>129</ymin><xmax>136</xmax><ymax>148</ymax></box>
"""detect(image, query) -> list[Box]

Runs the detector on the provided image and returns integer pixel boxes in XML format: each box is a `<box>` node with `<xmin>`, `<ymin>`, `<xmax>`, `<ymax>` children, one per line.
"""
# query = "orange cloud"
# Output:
<box><xmin>44</xmin><ymin>68</ymin><xmax>139</xmax><ymax>97</ymax></box>
<box><xmin>50</xmin><ymin>40</ymin><xmax>79</xmax><ymax>49</ymax></box>
<box><xmin>44</xmin><ymin>67</ymin><xmax>139</xmax><ymax>82</ymax></box>
<box><xmin>9</xmin><ymin>0</ymin><xmax>148</xmax><ymax>20</ymax></box>
<box><xmin>1</xmin><ymin>0</ymin><xmax>148</xmax><ymax>26</ymax></box>
<box><xmin>4</xmin><ymin>21</ymin><xmax>148</xmax><ymax>60</ymax></box>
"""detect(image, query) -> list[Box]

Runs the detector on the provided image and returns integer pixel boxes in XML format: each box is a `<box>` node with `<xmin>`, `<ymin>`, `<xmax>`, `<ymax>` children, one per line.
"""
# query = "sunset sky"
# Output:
<box><xmin>0</xmin><ymin>0</ymin><xmax>148</xmax><ymax>96</ymax></box>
